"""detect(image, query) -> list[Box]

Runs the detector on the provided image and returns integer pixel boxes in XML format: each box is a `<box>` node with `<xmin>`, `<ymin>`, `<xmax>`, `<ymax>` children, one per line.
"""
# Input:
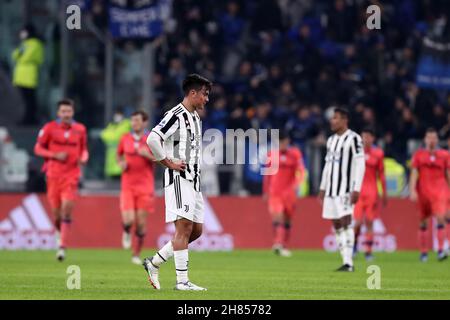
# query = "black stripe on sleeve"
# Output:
<box><xmin>153</xmin><ymin>130</ymin><xmax>164</xmax><ymax>140</ymax></box>
<box><xmin>160</xmin><ymin>114</ymin><xmax>178</xmax><ymax>134</ymax></box>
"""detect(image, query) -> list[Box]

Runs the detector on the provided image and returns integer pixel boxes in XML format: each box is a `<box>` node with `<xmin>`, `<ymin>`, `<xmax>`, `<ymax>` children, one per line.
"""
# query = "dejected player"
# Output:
<box><xmin>263</xmin><ymin>131</ymin><xmax>304</xmax><ymax>257</ymax></box>
<box><xmin>410</xmin><ymin>128</ymin><xmax>450</xmax><ymax>262</ymax></box>
<box><xmin>117</xmin><ymin>110</ymin><xmax>156</xmax><ymax>265</ymax></box>
<box><xmin>318</xmin><ymin>107</ymin><xmax>365</xmax><ymax>272</ymax></box>
<box><xmin>34</xmin><ymin>99</ymin><xmax>89</xmax><ymax>261</ymax></box>
<box><xmin>353</xmin><ymin>128</ymin><xmax>387</xmax><ymax>261</ymax></box>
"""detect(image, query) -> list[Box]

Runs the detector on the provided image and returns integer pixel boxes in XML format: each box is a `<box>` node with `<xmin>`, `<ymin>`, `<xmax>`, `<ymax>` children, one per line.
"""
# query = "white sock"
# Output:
<box><xmin>343</xmin><ymin>227</ymin><xmax>355</xmax><ymax>266</ymax></box>
<box><xmin>152</xmin><ymin>241</ymin><xmax>174</xmax><ymax>267</ymax></box>
<box><xmin>335</xmin><ymin>228</ymin><xmax>346</xmax><ymax>265</ymax></box>
<box><xmin>174</xmin><ymin>249</ymin><xmax>189</xmax><ymax>283</ymax></box>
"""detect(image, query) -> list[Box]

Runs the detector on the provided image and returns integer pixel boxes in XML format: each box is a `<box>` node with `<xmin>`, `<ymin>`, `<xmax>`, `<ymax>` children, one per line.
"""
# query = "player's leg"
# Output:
<box><xmin>57</xmin><ymin>178</ymin><xmax>79</xmax><ymax>261</ymax></box>
<box><xmin>364</xmin><ymin>200</ymin><xmax>377</xmax><ymax>261</ymax></box>
<box><xmin>189</xmin><ymin>222</ymin><xmax>203</xmax><ymax>243</ymax></box>
<box><xmin>353</xmin><ymin>200</ymin><xmax>364</xmax><ymax>256</ymax></box>
<box><xmin>417</xmin><ymin>197</ymin><xmax>431</xmax><ymax>262</ymax></box>
<box><xmin>433</xmin><ymin>198</ymin><xmax>448</xmax><ymax>261</ymax></box>
<box><xmin>131</xmin><ymin>209</ymin><xmax>147</xmax><ymax>264</ymax></box>
<box><xmin>337</xmin><ymin>214</ymin><xmax>355</xmax><ymax>271</ymax></box>
<box><xmin>268</xmin><ymin>196</ymin><xmax>285</xmax><ymax>254</ymax></box>
<box><xmin>47</xmin><ymin>177</ymin><xmax>62</xmax><ymax>246</ymax></box>
<box><xmin>120</xmin><ymin>190</ymin><xmax>135</xmax><ymax>249</ymax></box>
<box><xmin>364</xmin><ymin>218</ymin><xmax>374</xmax><ymax>261</ymax></box>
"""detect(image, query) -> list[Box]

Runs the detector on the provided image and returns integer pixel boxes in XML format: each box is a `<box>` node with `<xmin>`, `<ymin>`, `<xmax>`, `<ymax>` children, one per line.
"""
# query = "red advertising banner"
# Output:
<box><xmin>0</xmin><ymin>193</ymin><xmax>432</xmax><ymax>251</ymax></box>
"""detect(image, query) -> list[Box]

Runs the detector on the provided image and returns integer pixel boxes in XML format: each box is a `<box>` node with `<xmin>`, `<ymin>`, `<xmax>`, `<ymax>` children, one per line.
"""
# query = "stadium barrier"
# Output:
<box><xmin>0</xmin><ymin>193</ymin><xmax>438</xmax><ymax>251</ymax></box>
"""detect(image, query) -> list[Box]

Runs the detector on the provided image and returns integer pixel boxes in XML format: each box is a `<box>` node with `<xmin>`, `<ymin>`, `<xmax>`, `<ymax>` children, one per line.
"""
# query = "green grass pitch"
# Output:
<box><xmin>0</xmin><ymin>249</ymin><xmax>449</xmax><ymax>300</ymax></box>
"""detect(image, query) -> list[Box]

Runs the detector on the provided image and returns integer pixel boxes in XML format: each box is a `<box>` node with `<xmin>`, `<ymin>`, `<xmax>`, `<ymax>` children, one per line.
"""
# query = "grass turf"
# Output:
<box><xmin>0</xmin><ymin>249</ymin><xmax>449</xmax><ymax>300</ymax></box>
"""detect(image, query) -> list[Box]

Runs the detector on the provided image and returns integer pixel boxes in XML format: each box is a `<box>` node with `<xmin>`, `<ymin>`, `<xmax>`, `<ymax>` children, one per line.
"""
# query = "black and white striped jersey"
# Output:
<box><xmin>152</xmin><ymin>103</ymin><xmax>202</xmax><ymax>192</ymax></box>
<box><xmin>320</xmin><ymin>129</ymin><xmax>366</xmax><ymax>197</ymax></box>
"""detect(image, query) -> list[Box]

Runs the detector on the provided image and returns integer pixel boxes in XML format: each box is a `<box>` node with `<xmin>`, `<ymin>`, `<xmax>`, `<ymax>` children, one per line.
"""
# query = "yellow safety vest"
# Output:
<box><xmin>100</xmin><ymin>120</ymin><xmax>132</xmax><ymax>177</ymax></box>
<box><xmin>12</xmin><ymin>38</ymin><xmax>44</xmax><ymax>89</ymax></box>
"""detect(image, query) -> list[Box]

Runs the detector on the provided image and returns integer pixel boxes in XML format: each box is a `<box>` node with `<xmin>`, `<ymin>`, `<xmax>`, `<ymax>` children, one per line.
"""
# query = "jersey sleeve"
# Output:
<box><xmin>411</xmin><ymin>151</ymin><xmax>420</xmax><ymax>169</ymax></box>
<box><xmin>34</xmin><ymin>124</ymin><xmax>54</xmax><ymax>158</ymax></box>
<box><xmin>319</xmin><ymin>138</ymin><xmax>332</xmax><ymax>191</ymax></box>
<box><xmin>351</xmin><ymin>134</ymin><xmax>365</xmax><ymax>192</ymax></box>
<box><xmin>152</xmin><ymin>111</ymin><xmax>179</xmax><ymax>141</ymax></box>
<box><xmin>37</xmin><ymin>123</ymin><xmax>51</xmax><ymax>147</ymax></box>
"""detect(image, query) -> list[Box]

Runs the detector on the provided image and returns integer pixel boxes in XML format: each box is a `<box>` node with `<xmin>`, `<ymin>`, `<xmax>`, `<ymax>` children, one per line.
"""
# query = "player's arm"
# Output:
<box><xmin>34</xmin><ymin>125</ymin><xmax>67</xmax><ymax>161</ymax></box>
<box><xmin>116</xmin><ymin>136</ymin><xmax>127</xmax><ymax>171</ymax></box>
<box><xmin>378</xmin><ymin>151</ymin><xmax>388</xmax><ymax>206</ymax></box>
<box><xmin>147</xmin><ymin>113</ymin><xmax>185</xmax><ymax>171</ymax></box>
<box><xmin>79</xmin><ymin>126</ymin><xmax>89</xmax><ymax>165</ymax></box>
<box><xmin>350</xmin><ymin>134</ymin><xmax>366</xmax><ymax>204</ymax></box>
<box><xmin>262</xmin><ymin>151</ymin><xmax>272</xmax><ymax>200</ymax></box>
<box><xmin>409</xmin><ymin>153</ymin><xmax>419</xmax><ymax>201</ymax></box>
<box><xmin>319</xmin><ymin>138</ymin><xmax>332</xmax><ymax>201</ymax></box>
<box><xmin>137</xmin><ymin>144</ymin><xmax>157</xmax><ymax>162</ymax></box>
<box><xmin>295</xmin><ymin>150</ymin><xmax>305</xmax><ymax>187</ymax></box>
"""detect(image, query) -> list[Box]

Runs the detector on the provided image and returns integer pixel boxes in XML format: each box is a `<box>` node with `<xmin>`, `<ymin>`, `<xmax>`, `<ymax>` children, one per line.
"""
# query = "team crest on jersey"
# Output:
<box><xmin>430</xmin><ymin>155</ymin><xmax>435</xmax><ymax>162</ymax></box>
<box><xmin>64</xmin><ymin>131</ymin><xmax>70</xmax><ymax>139</ymax></box>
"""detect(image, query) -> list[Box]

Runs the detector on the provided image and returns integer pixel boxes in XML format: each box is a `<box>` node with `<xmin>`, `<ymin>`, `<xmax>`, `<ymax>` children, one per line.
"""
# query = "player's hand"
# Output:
<box><xmin>350</xmin><ymin>191</ymin><xmax>360</xmax><ymax>205</ymax></box>
<box><xmin>318</xmin><ymin>190</ymin><xmax>325</xmax><ymax>205</ymax></box>
<box><xmin>168</xmin><ymin>159</ymin><xmax>186</xmax><ymax>172</ymax></box>
<box><xmin>263</xmin><ymin>194</ymin><xmax>268</xmax><ymax>202</ymax></box>
<box><xmin>137</xmin><ymin>148</ymin><xmax>151</xmax><ymax>158</ymax></box>
<box><xmin>410</xmin><ymin>190</ymin><xmax>418</xmax><ymax>202</ymax></box>
<box><xmin>53</xmin><ymin>152</ymin><xmax>67</xmax><ymax>161</ymax></box>
<box><xmin>118</xmin><ymin>160</ymin><xmax>127</xmax><ymax>171</ymax></box>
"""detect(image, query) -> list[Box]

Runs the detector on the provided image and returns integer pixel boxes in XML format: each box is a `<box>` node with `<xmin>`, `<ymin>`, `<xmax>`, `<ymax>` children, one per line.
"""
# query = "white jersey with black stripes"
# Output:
<box><xmin>151</xmin><ymin>103</ymin><xmax>202</xmax><ymax>192</ymax></box>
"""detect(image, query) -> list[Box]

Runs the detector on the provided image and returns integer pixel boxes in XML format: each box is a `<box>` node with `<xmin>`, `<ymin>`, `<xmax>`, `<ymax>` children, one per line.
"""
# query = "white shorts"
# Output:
<box><xmin>322</xmin><ymin>194</ymin><xmax>354</xmax><ymax>220</ymax></box>
<box><xmin>165</xmin><ymin>175</ymin><xmax>204</xmax><ymax>223</ymax></box>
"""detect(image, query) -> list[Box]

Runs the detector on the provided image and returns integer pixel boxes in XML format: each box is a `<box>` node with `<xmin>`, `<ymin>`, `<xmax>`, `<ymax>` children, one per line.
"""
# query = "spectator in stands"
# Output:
<box><xmin>12</xmin><ymin>24</ymin><xmax>44</xmax><ymax>126</ymax></box>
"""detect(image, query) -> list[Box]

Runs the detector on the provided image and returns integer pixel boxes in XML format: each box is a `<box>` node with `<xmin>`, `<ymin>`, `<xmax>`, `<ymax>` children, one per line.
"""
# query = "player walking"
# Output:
<box><xmin>34</xmin><ymin>99</ymin><xmax>89</xmax><ymax>261</ymax></box>
<box><xmin>410</xmin><ymin>128</ymin><xmax>450</xmax><ymax>262</ymax></box>
<box><xmin>143</xmin><ymin>74</ymin><xmax>211</xmax><ymax>291</ymax></box>
<box><xmin>318</xmin><ymin>108</ymin><xmax>365</xmax><ymax>272</ymax></box>
<box><xmin>353</xmin><ymin>128</ymin><xmax>387</xmax><ymax>261</ymax></box>
<box><xmin>117</xmin><ymin>111</ymin><xmax>156</xmax><ymax>265</ymax></box>
<box><xmin>263</xmin><ymin>131</ymin><xmax>304</xmax><ymax>257</ymax></box>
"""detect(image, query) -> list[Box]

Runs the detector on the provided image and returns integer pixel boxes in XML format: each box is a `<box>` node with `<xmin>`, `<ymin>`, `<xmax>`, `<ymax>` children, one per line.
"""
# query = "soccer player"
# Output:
<box><xmin>318</xmin><ymin>107</ymin><xmax>365</xmax><ymax>272</ymax></box>
<box><xmin>143</xmin><ymin>74</ymin><xmax>211</xmax><ymax>291</ymax></box>
<box><xmin>117</xmin><ymin>110</ymin><xmax>156</xmax><ymax>265</ymax></box>
<box><xmin>410</xmin><ymin>128</ymin><xmax>450</xmax><ymax>262</ymax></box>
<box><xmin>34</xmin><ymin>99</ymin><xmax>89</xmax><ymax>261</ymax></box>
<box><xmin>263</xmin><ymin>131</ymin><xmax>304</xmax><ymax>257</ymax></box>
<box><xmin>353</xmin><ymin>128</ymin><xmax>387</xmax><ymax>261</ymax></box>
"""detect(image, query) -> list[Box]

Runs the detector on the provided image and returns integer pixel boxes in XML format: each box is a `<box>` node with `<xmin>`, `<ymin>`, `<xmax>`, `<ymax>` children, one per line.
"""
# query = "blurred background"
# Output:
<box><xmin>0</xmin><ymin>0</ymin><xmax>449</xmax><ymax>197</ymax></box>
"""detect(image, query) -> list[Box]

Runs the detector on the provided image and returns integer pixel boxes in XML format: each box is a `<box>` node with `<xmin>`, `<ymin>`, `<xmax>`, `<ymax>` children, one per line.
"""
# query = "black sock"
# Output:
<box><xmin>123</xmin><ymin>223</ymin><xmax>132</xmax><ymax>233</ymax></box>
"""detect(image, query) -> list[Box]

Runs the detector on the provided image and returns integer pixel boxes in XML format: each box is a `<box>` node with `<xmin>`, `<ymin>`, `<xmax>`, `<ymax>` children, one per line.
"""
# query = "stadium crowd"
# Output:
<box><xmin>110</xmin><ymin>0</ymin><xmax>449</xmax><ymax>167</ymax></box>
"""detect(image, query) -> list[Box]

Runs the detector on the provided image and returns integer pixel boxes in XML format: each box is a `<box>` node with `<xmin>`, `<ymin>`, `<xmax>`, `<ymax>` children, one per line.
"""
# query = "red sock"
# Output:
<box><xmin>132</xmin><ymin>232</ymin><xmax>145</xmax><ymax>257</ymax></box>
<box><xmin>418</xmin><ymin>228</ymin><xmax>428</xmax><ymax>254</ymax></box>
<box><xmin>283</xmin><ymin>223</ymin><xmax>291</xmax><ymax>247</ymax></box>
<box><xmin>437</xmin><ymin>225</ymin><xmax>445</xmax><ymax>252</ymax></box>
<box><xmin>274</xmin><ymin>224</ymin><xmax>285</xmax><ymax>246</ymax></box>
<box><xmin>60</xmin><ymin>219</ymin><xmax>71</xmax><ymax>248</ymax></box>
<box><xmin>365</xmin><ymin>232</ymin><xmax>374</xmax><ymax>254</ymax></box>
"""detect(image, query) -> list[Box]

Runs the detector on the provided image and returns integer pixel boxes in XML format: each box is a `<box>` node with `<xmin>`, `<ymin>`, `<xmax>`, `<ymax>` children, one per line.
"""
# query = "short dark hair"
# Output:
<box><xmin>425</xmin><ymin>127</ymin><xmax>437</xmax><ymax>135</ymax></box>
<box><xmin>278</xmin><ymin>129</ymin><xmax>290</xmax><ymax>140</ymax></box>
<box><xmin>334</xmin><ymin>107</ymin><xmax>349</xmax><ymax>119</ymax></box>
<box><xmin>361</xmin><ymin>127</ymin><xmax>376</xmax><ymax>136</ymax></box>
<box><xmin>57</xmin><ymin>99</ymin><xmax>75</xmax><ymax>110</ymax></box>
<box><xmin>182</xmin><ymin>74</ymin><xmax>212</xmax><ymax>96</ymax></box>
<box><xmin>131</xmin><ymin>110</ymin><xmax>149</xmax><ymax>122</ymax></box>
